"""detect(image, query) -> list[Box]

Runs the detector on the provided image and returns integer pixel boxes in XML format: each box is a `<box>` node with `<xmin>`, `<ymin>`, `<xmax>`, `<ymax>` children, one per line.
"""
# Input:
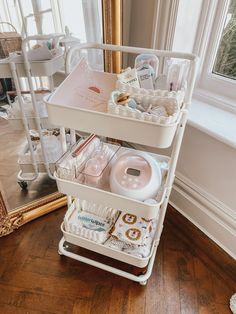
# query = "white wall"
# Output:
<box><xmin>127</xmin><ymin>0</ymin><xmax>156</xmax><ymax>48</ymax></box>
<box><xmin>172</xmin><ymin>124</ymin><xmax>236</xmax><ymax>258</ymax></box>
<box><xmin>123</xmin><ymin>0</ymin><xmax>156</xmax><ymax>66</ymax></box>
<box><xmin>177</xmin><ymin>126</ymin><xmax>236</xmax><ymax>210</ymax></box>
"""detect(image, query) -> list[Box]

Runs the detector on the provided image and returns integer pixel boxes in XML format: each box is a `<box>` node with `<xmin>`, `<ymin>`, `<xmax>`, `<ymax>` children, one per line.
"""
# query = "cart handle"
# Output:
<box><xmin>22</xmin><ymin>33</ymin><xmax>65</xmax><ymax>48</ymax></box>
<box><xmin>65</xmin><ymin>42</ymin><xmax>198</xmax><ymax>74</ymax></box>
<box><xmin>65</xmin><ymin>43</ymin><xmax>199</xmax><ymax>104</ymax></box>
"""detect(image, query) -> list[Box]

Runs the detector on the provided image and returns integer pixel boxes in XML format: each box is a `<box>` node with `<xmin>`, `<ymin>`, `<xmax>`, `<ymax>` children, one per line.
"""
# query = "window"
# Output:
<box><xmin>195</xmin><ymin>0</ymin><xmax>236</xmax><ymax>108</ymax></box>
<box><xmin>212</xmin><ymin>0</ymin><xmax>236</xmax><ymax>81</ymax></box>
<box><xmin>57</xmin><ymin>0</ymin><xmax>87</xmax><ymax>42</ymax></box>
<box><xmin>170</xmin><ymin>0</ymin><xmax>236</xmax><ymax>110</ymax></box>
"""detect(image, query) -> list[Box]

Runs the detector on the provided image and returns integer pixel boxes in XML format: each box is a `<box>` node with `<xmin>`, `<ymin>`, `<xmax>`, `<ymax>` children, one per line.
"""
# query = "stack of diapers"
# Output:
<box><xmin>65</xmin><ymin>199</ymin><xmax>159</xmax><ymax>259</ymax></box>
<box><xmin>65</xmin><ymin>199</ymin><xmax>120</xmax><ymax>244</ymax></box>
<box><xmin>105</xmin><ymin>212</ymin><xmax>158</xmax><ymax>258</ymax></box>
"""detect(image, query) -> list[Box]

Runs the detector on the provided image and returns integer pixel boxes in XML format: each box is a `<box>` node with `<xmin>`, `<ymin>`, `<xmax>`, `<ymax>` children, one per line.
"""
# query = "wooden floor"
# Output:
<box><xmin>0</xmin><ymin>206</ymin><xmax>235</xmax><ymax>314</ymax></box>
<box><xmin>0</xmin><ymin>118</ymin><xmax>57</xmax><ymax>209</ymax></box>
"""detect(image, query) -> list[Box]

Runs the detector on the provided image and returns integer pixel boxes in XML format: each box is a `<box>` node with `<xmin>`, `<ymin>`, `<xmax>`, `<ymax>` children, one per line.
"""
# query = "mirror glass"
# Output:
<box><xmin>0</xmin><ymin>114</ymin><xmax>58</xmax><ymax>210</ymax></box>
<box><xmin>0</xmin><ymin>0</ymin><xmax>103</xmax><ymax>212</ymax></box>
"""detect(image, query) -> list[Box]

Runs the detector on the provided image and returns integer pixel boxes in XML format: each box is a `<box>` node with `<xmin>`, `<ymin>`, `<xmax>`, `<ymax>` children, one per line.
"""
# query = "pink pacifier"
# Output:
<box><xmin>84</xmin><ymin>157</ymin><xmax>104</xmax><ymax>186</ymax></box>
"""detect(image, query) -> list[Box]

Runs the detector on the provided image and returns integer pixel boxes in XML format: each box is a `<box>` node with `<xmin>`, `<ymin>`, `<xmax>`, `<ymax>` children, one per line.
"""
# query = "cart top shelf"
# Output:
<box><xmin>46</xmin><ymin>44</ymin><xmax>198</xmax><ymax>148</ymax></box>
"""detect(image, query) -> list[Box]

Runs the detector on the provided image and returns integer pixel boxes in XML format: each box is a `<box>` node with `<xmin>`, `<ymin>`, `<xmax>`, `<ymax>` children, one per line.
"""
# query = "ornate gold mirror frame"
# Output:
<box><xmin>102</xmin><ymin>0</ymin><xmax>122</xmax><ymax>73</ymax></box>
<box><xmin>0</xmin><ymin>190</ymin><xmax>67</xmax><ymax>237</ymax></box>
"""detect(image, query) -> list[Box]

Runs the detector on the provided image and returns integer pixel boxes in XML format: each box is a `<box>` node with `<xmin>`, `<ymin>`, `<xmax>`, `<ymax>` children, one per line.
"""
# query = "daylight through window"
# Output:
<box><xmin>213</xmin><ymin>0</ymin><xmax>236</xmax><ymax>80</ymax></box>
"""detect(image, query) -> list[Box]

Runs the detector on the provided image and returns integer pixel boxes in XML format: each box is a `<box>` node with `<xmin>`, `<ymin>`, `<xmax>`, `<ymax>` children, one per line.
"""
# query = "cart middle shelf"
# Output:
<box><xmin>55</xmin><ymin>141</ymin><xmax>169</xmax><ymax>220</ymax></box>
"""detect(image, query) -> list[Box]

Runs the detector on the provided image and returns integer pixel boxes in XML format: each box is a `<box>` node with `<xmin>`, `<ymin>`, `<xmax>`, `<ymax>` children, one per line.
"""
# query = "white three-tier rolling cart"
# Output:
<box><xmin>46</xmin><ymin>43</ymin><xmax>198</xmax><ymax>285</ymax></box>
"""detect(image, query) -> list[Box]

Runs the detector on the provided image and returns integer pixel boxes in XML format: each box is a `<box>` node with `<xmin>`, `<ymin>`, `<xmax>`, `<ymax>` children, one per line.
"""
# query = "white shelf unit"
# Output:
<box><xmin>0</xmin><ymin>34</ymin><xmax>66</xmax><ymax>188</ymax></box>
<box><xmin>46</xmin><ymin>43</ymin><xmax>198</xmax><ymax>284</ymax></box>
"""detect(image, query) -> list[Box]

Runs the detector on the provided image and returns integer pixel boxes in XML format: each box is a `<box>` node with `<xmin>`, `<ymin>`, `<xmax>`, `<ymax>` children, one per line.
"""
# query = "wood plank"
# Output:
<box><xmin>178</xmin><ymin>250</ymin><xmax>198</xmax><ymax>314</ymax></box>
<box><xmin>0</xmin><ymin>303</ymin><xmax>52</xmax><ymax>314</ymax></box>
<box><xmin>212</xmin><ymin>272</ymin><xmax>233</xmax><ymax>307</ymax></box>
<box><xmin>0</xmin><ymin>224</ymin><xmax>26</xmax><ymax>256</ymax></box>
<box><xmin>23</xmin><ymin>255</ymin><xmax>102</xmax><ymax>281</ymax></box>
<box><xmin>107</xmin><ymin>279</ymin><xmax>129</xmax><ymax>314</ymax></box>
<box><xmin>28</xmin><ymin>215</ymin><xmax>61</xmax><ymax>258</ymax></box>
<box><xmin>162</xmin><ymin>228</ymin><xmax>181</xmax><ymax>314</ymax></box>
<box><xmin>0</xmin><ymin>216</ymin><xmax>46</xmax><ymax>276</ymax></box>
<box><xmin>72</xmin><ymin>298</ymin><xmax>92</xmax><ymax>314</ymax></box>
<box><xmin>0</xmin><ymin>257</ymin><xmax>8</xmax><ymax>278</ymax></box>
<box><xmin>1</xmin><ymin>270</ymin><xmax>93</xmax><ymax>299</ymax></box>
<box><xmin>194</xmin><ymin>256</ymin><xmax>216</xmax><ymax>313</ymax></box>
<box><xmin>126</xmin><ymin>282</ymin><xmax>146</xmax><ymax>314</ymax></box>
<box><xmin>145</xmin><ymin>240</ymin><xmax>165</xmax><ymax>314</ymax></box>
<box><xmin>90</xmin><ymin>284</ymin><xmax>112</xmax><ymax>314</ymax></box>
<box><xmin>0</xmin><ymin>283</ymin><xmax>74</xmax><ymax>314</ymax></box>
<box><xmin>167</xmin><ymin>205</ymin><xmax>236</xmax><ymax>288</ymax></box>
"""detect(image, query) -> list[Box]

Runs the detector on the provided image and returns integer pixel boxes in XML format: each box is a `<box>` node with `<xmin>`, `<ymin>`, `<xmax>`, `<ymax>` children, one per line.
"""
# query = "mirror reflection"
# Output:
<box><xmin>0</xmin><ymin>114</ymin><xmax>57</xmax><ymax>209</ymax></box>
<box><xmin>0</xmin><ymin>0</ymin><xmax>103</xmax><ymax>212</ymax></box>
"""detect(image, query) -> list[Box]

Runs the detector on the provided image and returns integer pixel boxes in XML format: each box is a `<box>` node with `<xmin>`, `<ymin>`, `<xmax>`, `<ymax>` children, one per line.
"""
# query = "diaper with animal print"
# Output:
<box><xmin>110</xmin><ymin>212</ymin><xmax>153</xmax><ymax>245</ymax></box>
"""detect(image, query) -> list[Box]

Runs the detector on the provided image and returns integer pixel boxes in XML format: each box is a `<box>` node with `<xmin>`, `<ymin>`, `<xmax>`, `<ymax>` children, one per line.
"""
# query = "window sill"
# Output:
<box><xmin>188</xmin><ymin>99</ymin><xmax>236</xmax><ymax>149</ymax></box>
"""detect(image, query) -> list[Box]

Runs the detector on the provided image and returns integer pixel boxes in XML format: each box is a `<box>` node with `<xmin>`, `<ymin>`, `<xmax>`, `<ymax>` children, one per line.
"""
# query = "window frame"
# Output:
<box><xmin>193</xmin><ymin>0</ymin><xmax>236</xmax><ymax>111</ymax></box>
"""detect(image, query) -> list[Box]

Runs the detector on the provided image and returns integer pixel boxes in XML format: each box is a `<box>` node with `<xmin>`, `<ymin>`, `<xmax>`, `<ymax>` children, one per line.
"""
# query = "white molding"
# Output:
<box><xmin>122</xmin><ymin>0</ymin><xmax>132</xmax><ymax>67</ymax></box>
<box><xmin>151</xmin><ymin>0</ymin><xmax>160</xmax><ymax>49</ymax></box>
<box><xmin>193</xmin><ymin>88</ymin><xmax>236</xmax><ymax>114</ymax></box>
<box><xmin>203</xmin><ymin>0</ymin><xmax>230</xmax><ymax>76</ymax></box>
<box><xmin>187</xmin><ymin>120</ymin><xmax>236</xmax><ymax>150</ymax></box>
<box><xmin>175</xmin><ymin>172</ymin><xmax>236</xmax><ymax>223</ymax></box>
<box><xmin>151</xmin><ymin>0</ymin><xmax>179</xmax><ymax>50</ymax></box>
<box><xmin>192</xmin><ymin>0</ymin><xmax>218</xmax><ymax>72</ymax></box>
<box><xmin>151</xmin><ymin>0</ymin><xmax>180</xmax><ymax>74</ymax></box>
<box><xmin>165</xmin><ymin>0</ymin><xmax>179</xmax><ymax>50</ymax></box>
<box><xmin>170</xmin><ymin>172</ymin><xmax>236</xmax><ymax>259</ymax></box>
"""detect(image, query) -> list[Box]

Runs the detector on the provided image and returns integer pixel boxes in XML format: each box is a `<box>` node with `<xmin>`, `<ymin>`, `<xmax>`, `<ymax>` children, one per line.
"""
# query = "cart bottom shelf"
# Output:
<box><xmin>58</xmin><ymin>237</ymin><xmax>157</xmax><ymax>284</ymax></box>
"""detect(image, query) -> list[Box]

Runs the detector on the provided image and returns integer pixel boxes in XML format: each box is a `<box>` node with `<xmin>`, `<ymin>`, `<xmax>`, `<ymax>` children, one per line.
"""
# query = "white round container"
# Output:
<box><xmin>110</xmin><ymin>151</ymin><xmax>162</xmax><ymax>201</ymax></box>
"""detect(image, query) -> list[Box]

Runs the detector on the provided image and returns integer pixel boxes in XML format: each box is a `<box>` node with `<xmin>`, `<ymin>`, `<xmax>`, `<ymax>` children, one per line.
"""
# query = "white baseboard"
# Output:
<box><xmin>170</xmin><ymin>172</ymin><xmax>236</xmax><ymax>259</ymax></box>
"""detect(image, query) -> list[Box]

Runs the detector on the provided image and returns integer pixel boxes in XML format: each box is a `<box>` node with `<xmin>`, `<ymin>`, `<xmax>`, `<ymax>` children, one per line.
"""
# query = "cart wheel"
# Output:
<box><xmin>18</xmin><ymin>181</ymin><xmax>28</xmax><ymax>190</ymax></box>
<box><xmin>58</xmin><ymin>250</ymin><xmax>63</xmax><ymax>256</ymax></box>
<box><xmin>139</xmin><ymin>280</ymin><xmax>147</xmax><ymax>286</ymax></box>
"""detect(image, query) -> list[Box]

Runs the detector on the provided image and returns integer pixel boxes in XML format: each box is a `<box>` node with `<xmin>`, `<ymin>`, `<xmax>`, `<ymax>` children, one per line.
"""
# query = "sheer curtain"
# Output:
<box><xmin>0</xmin><ymin>0</ymin><xmax>103</xmax><ymax>68</ymax></box>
